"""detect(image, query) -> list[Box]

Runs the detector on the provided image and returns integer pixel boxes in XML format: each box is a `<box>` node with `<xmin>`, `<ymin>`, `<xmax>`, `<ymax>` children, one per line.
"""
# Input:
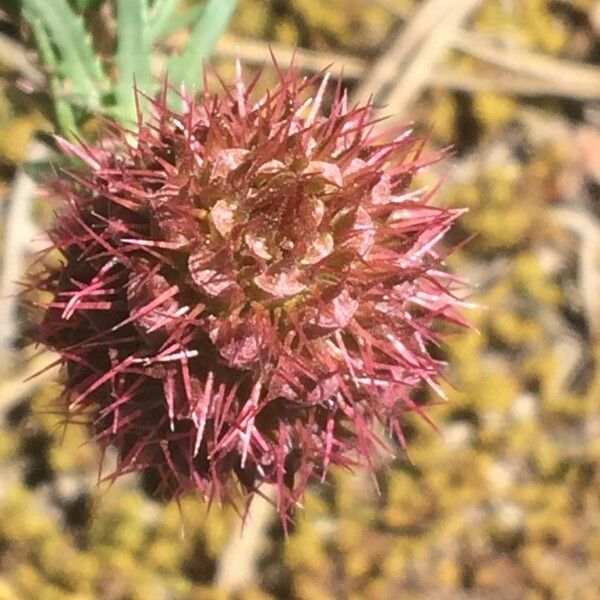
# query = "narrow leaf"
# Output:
<box><xmin>116</xmin><ymin>0</ymin><xmax>154</xmax><ymax>123</ymax></box>
<box><xmin>22</xmin><ymin>0</ymin><xmax>108</xmax><ymax>109</ymax></box>
<box><xmin>73</xmin><ymin>0</ymin><xmax>104</xmax><ymax>10</ymax></box>
<box><xmin>148</xmin><ymin>2</ymin><xmax>206</xmax><ymax>42</ymax></box>
<box><xmin>27</xmin><ymin>14</ymin><xmax>78</xmax><ymax>137</ymax></box>
<box><xmin>168</xmin><ymin>0</ymin><xmax>237</xmax><ymax>91</ymax></box>
<box><xmin>147</xmin><ymin>0</ymin><xmax>181</xmax><ymax>41</ymax></box>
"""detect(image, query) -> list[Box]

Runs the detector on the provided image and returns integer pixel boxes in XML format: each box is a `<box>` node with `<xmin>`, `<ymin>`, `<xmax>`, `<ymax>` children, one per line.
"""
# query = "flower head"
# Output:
<box><xmin>33</xmin><ymin>60</ymin><xmax>467</xmax><ymax>520</ymax></box>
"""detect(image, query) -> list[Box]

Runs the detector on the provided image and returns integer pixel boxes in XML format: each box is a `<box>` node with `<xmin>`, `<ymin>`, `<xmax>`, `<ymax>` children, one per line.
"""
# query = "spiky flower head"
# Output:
<box><xmin>32</xmin><ymin>60</ymin><xmax>467</xmax><ymax>521</ymax></box>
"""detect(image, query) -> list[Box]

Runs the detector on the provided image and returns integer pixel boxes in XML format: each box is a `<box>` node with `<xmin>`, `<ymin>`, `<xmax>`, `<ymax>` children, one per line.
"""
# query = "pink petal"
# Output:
<box><xmin>210</xmin><ymin>200</ymin><xmax>236</xmax><ymax>237</ymax></box>
<box><xmin>315</xmin><ymin>290</ymin><xmax>358</xmax><ymax>329</ymax></box>
<box><xmin>304</xmin><ymin>161</ymin><xmax>343</xmax><ymax>187</ymax></box>
<box><xmin>302</xmin><ymin>232</ymin><xmax>334</xmax><ymax>265</ymax></box>
<box><xmin>189</xmin><ymin>248</ymin><xmax>236</xmax><ymax>296</ymax></box>
<box><xmin>254</xmin><ymin>269</ymin><xmax>306</xmax><ymax>298</ymax></box>
<box><xmin>210</xmin><ymin>148</ymin><xmax>250</xmax><ymax>180</ymax></box>
<box><xmin>350</xmin><ymin>206</ymin><xmax>375</xmax><ymax>255</ymax></box>
<box><xmin>371</xmin><ymin>175</ymin><xmax>391</xmax><ymax>205</ymax></box>
<box><xmin>244</xmin><ymin>232</ymin><xmax>272</xmax><ymax>259</ymax></box>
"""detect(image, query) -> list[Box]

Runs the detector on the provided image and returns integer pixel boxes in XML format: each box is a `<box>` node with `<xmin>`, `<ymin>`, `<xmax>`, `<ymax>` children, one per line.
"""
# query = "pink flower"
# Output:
<box><xmin>33</xmin><ymin>60</ymin><xmax>468</xmax><ymax>523</ymax></box>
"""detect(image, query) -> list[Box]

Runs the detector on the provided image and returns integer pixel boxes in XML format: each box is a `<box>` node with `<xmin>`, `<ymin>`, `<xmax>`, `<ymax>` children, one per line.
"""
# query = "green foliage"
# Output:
<box><xmin>115</xmin><ymin>0</ymin><xmax>154</xmax><ymax>123</ymax></box>
<box><xmin>147</xmin><ymin>0</ymin><xmax>182</xmax><ymax>40</ymax></box>
<box><xmin>168</xmin><ymin>0</ymin><xmax>238</xmax><ymax>92</ymax></box>
<box><xmin>147</xmin><ymin>0</ymin><xmax>205</xmax><ymax>42</ymax></box>
<box><xmin>23</xmin><ymin>0</ymin><xmax>108</xmax><ymax>107</ymax></box>
<box><xmin>22</xmin><ymin>0</ymin><xmax>238</xmax><ymax>135</ymax></box>
<box><xmin>70</xmin><ymin>0</ymin><xmax>104</xmax><ymax>11</ymax></box>
<box><xmin>26</xmin><ymin>15</ymin><xmax>78</xmax><ymax>136</ymax></box>
<box><xmin>23</xmin><ymin>0</ymin><xmax>108</xmax><ymax>136</ymax></box>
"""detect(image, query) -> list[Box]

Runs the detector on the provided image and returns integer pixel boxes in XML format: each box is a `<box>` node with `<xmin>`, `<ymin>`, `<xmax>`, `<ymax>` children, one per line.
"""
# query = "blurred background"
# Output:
<box><xmin>0</xmin><ymin>1</ymin><xmax>599</xmax><ymax>598</ymax></box>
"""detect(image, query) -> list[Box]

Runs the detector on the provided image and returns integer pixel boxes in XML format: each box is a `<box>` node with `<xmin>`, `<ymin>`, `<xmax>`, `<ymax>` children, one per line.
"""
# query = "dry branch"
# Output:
<box><xmin>0</xmin><ymin>139</ymin><xmax>50</xmax><ymax>368</ymax></box>
<box><xmin>214</xmin><ymin>488</ymin><xmax>276</xmax><ymax>592</ymax></box>
<box><xmin>429</xmin><ymin>70</ymin><xmax>600</xmax><ymax>100</ymax></box>
<box><xmin>216</xmin><ymin>32</ymin><xmax>600</xmax><ymax>102</ymax></box>
<box><xmin>0</xmin><ymin>350</ymin><xmax>60</xmax><ymax>415</ymax></box>
<box><xmin>0</xmin><ymin>32</ymin><xmax>45</xmax><ymax>86</ymax></box>
<box><xmin>553</xmin><ymin>208</ymin><xmax>600</xmax><ymax>337</ymax></box>
<box><xmin>216</xmin><ymin>33</ymin><xmax>365</xmax><ymax>80</ymax></box>
<box><xmin>451</xmin><ymin>31</ymin><xmax>600</xmax><ymax>97</ymax></box>
<box><xmin>352</xmin><ymin>0</ymin><xmax>483</xmax><ymax>114</ymax></box>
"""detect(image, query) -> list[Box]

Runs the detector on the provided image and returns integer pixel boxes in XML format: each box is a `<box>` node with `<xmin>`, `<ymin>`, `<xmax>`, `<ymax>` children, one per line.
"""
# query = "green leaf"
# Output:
<box><xmin>147</xmin><ymin>0</ymin><xmax>181</xmax><ymax>41</ymax></box>
<box><xmin>23</xmin><ymin>156</ymin><xmax>69</xmax><ymax>184</ymax></box>
<box><xmin>115</xmin><ymin>0</ymin><xmax>154</xmax><ymax>124</ymax></box>
<box><xmin>167</xmin><ymin>0</ymin><xmax>237</xmax><ymax>92</ymax></box>
<box><xmin>148</xmin><ymin>2</ymin><xmax>208</xmax><ymax>42</ymax></box>
<box><xmin>23</xmin><ymin>159</ymin><xmax>53</xmax><ymax>184</ymax></box>
<box><xmin>72</xmin><ymin>0</ymin><xmax>104</xmax><ymax>10</ymax></box>
<box><xmin>27</xmin><ymin>15</ymin><xmax>78</xmax><ymax>137</ymax></box>
<box><xmin>22</xmin><ymin>0</ymin><xmax>108</xmax><ymax>109</ymax></box>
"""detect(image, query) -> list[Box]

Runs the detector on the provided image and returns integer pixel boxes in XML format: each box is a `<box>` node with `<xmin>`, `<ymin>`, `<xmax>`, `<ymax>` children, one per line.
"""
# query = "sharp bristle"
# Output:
<box><xmin>28</xmin><ymin>56</ymin><xmax>469</xmax><ymax>526</ymax></box>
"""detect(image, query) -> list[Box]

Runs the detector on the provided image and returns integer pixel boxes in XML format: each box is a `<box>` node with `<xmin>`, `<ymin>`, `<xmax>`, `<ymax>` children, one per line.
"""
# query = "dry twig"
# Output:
<box><xmin>352</xmin><ymin>0</ymin><xmax>483</xmax><ymax>114</ymax></box>
<box><xmin>429</xmin><ymin>69</ymin><xmax>600</xmax><ymax>100</ymax></box>
<box><xmin>553</xmin><ymin>208</ymin><xmax>600</xmax><ymax>337</ymax></box>
<box><xmin>451</xmin><ymin>31</ymin><xmax>600</xmax><ymax>98</ymax></box>
<box><xmin>377</xmin><ymin>0</ymin><xmax>600</xmax><ymax>97</ymax></box>
<box><xmin>214</xmin><ymin>488</ymin><xmax>276</xmax><ymax>592</ymax></box>
<box><xmin>216</xmin><ymin>34</ymin><xmax>600</xmax><ymax>101</ymax></box>
<box><xmin>0</xmin><ymin>350</ymin><xmax>59</xmax><ymax>415</ymax></box>
<box><xmin>216</xmin><ymin>33</ymin><xmax>365</xmax><ymax>80</ymax></box>
<box><xmin>0</xmin><ymin>139</ymin><xmax>50</xmax><ymax>368</ymax></box>
<box><xmin>0</xmin><ymin>32</ymin><xmax>45</xmax><ymax>86</ymax></box>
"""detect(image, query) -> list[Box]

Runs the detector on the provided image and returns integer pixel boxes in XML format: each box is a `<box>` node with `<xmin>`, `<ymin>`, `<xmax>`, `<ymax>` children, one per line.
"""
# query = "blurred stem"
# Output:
<box><xmin>0</xmin><ymin>32</ymin><xmax>45</xmax><ymax>86</ymax></box>
<box><xmin>214</xmin><ymin>487</ymin><xmax>276</xmax><ymax>592</ymax></box>
<box><xmin>0</xmin><ymin>139</ymin><xmax>50</xmax><ymax>370</ymax></box>
<box><xmin>353</xmin><ymin>0</ymin><xmax>484</xmax><ymax>115</ymax></box>
<box><xmin>28</xmin><ymin>16</ymin><xmax>78</xmax><ymax>138</ymax></box>
<box><xmin>0</xmin><ymin>351</ymin><xmax>60</xmax><ymax>416</ymax></box>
